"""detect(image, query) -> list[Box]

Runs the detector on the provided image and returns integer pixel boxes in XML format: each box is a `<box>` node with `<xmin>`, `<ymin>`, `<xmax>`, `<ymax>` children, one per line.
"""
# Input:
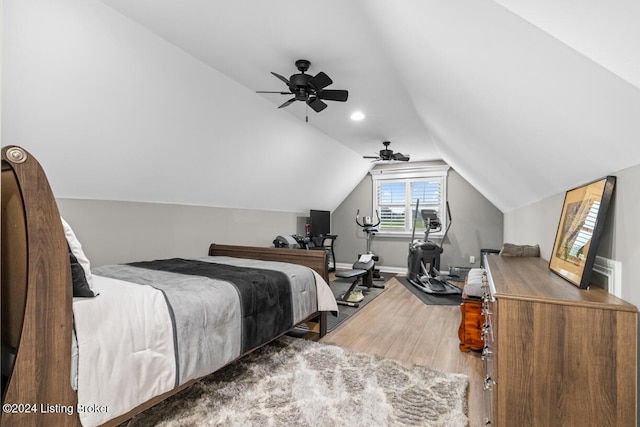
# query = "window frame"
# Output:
<box><xmin>370</xmin><ymin>165</ymin><xmax>450</xmax><ymax>238</ymax></box>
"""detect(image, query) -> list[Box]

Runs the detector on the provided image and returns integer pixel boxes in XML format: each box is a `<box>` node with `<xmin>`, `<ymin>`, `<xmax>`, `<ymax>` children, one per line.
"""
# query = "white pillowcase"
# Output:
<box><xmin>61</xmin><ymin>217</ymin><xmax>96</xmax><ymax>296</ymax></box>
<box><xmin>463</xmin><ymin>268</ymin><xmax>485</xmax><ymax>298</ymax></box>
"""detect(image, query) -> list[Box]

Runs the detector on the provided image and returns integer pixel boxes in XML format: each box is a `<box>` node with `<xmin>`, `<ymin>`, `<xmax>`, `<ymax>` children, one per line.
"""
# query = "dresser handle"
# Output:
<box><xmin>481</xmin><ymin>347</ymin><xmax>493</xmax><ymax>360</ymax></box>
<box><xmin>483</xmin><ymin>375</ymin><xmax>496</xmax><ymax>390</ymax></box>
<box><xmin>481</xmin><ymin>324</ymin><xmax>491</xmax><ymax>340</ymax></box>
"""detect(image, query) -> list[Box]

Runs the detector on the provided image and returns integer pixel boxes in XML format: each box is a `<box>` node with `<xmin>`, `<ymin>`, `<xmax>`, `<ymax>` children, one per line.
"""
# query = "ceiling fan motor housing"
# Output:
<box><xmin>380</xmin><ymin>141</ymin><xmax>393</xmax><ymax>159</ymax></box>
<box><xmin>290</xmin><ymin>74</ymin><xmax>313</xmax><ymax>100</ymax></box>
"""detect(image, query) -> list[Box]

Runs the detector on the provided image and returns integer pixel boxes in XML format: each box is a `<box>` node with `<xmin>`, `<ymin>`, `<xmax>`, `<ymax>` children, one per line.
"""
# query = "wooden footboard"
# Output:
<box><xmin>208</xmin><ymin>243</ymin><xmax>329</xmax><ymax>283</ymax></box>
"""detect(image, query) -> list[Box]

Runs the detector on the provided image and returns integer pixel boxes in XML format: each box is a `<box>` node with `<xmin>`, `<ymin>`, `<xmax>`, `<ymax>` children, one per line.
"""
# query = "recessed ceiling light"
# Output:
<box><xmin>350</xmin><ymin>111</ymin><xmax>365</xmax><ymax>121</ymax></box>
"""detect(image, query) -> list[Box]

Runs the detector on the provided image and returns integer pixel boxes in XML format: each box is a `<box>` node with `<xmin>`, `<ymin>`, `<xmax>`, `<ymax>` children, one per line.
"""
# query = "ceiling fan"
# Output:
<box><xmin>256</xmin><ymin>59</ymin><xmax>348</xmax><ymax>121</ymax></box>
<box><xmin>364</xmin><ymin>141</ymin><xmax>410</xmax><ymax>162</ymax></box>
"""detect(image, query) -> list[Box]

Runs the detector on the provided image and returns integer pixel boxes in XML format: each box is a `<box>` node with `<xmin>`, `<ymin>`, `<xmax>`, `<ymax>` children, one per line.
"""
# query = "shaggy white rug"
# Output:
<box><xmin>124</xmin><ymin>336</ymin><xmax>468</xmax><ymax>427</ymax></box>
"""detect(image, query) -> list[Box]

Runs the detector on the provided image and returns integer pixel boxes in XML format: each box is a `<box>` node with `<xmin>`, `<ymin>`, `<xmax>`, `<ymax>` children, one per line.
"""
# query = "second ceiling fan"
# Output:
<box><xmin>257</xmin><ymin>59</ymin><xmax>348</xmax><ymax>120</ymax></box>
<box><xmin>364</xmin><ymin>141</ymin><xmax>410</xmax><ymax>162</ymax></box>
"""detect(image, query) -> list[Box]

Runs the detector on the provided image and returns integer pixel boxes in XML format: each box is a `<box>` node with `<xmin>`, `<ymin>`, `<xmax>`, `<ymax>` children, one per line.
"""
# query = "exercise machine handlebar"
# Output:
<box><xmin>441</xmin><ymin>201</ymin><xmax>452</xmax><ymax>244</ymax></box>
<box><xmin>356</xmin><ymin>209</ymin><xmax>380</xmax><ymax>228</ymax></box>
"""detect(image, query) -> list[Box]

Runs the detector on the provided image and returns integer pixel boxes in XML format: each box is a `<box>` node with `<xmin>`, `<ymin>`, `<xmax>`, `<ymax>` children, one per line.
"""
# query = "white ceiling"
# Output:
<box><xmin>96</xmin><ymin>0</ymin><xmax>640</xmax><ymax>212</ymax></box>
<box><xmin>97</xmin><ymin>0</ymin><xmax>438</xmax><ymax>161</ymax></box>
<box><xmin>4</xmin><ymin>0</ymin><xmax>640</xmax><ymax>214</ymax></box>
<box><xmin>494</xmin><ymin>0</ymin><xmax>640</xmax><ymax>89</ymax></box>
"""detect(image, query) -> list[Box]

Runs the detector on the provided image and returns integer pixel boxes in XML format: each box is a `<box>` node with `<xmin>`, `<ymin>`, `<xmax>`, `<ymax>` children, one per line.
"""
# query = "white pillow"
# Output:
<box><xmin>61</xmin><ymin>217</ymin><xmax>97</xmax><ymax>297</ymax></box>
<box><xmin>463</xmin><ymin>268</ymin><xmax>485</xmax><ymax>298</ymax></box>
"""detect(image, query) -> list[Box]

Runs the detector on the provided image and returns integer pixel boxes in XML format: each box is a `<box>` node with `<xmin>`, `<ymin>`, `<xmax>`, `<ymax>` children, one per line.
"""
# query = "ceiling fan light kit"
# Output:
<box><xmin>257</xmin><ymin>59</ymin><xmax>349</xmax><ymax>121</ymax></box>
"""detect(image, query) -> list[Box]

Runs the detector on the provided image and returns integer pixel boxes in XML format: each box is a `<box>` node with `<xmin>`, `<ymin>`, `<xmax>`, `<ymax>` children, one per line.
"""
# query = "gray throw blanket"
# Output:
<box><xmin>92</xmin><ymin>256</ymin><xmax>318</xmax><ymax>387</ymax></box>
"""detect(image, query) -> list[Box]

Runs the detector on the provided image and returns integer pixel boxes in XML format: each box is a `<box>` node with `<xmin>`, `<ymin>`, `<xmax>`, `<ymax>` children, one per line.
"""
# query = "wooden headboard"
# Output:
<box><xmin>1</xmin><ymin>146</ymin><xmax>79</xmax><ymax>426</ymax></box>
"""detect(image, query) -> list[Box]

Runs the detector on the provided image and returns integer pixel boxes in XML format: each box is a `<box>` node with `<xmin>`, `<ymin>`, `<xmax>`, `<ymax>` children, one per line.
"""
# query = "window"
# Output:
<box><xmin>370</xmin><ymin>165</ymin><xmax>449</xmax><ymax>236</ymax></box>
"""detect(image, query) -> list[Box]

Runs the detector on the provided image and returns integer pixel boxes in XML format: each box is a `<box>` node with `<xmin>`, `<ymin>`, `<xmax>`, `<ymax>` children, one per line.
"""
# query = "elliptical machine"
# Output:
<box><xmin>407</xmin><ymin>200</ymin><xmax>461</xmax><ymax>295</ymax></box>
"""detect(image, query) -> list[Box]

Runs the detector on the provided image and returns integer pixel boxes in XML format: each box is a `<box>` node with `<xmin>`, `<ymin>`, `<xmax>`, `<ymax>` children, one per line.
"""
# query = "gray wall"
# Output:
<box><xmin>331</xmin><ymin>168</ymin><xmax>504</xmax><ymax>272</ymax></box>
<box><xmin>57</xmin><ymin>198</ymin><xmax>304</xmax><ymax>267</ymax></box>
<box><xmin>504</xmin><ymin>162</ymin><xmax>640</xmax><ymax>418</ymax></box>
<box><xmin>58</xmin><ymin>164</ymin><xmax>505</xmax><ymax>275</ymax></box>
<box><xmin>504</xmin><ymin>162</ymin><xmax>640</xmax><ymax>308</ymax></box>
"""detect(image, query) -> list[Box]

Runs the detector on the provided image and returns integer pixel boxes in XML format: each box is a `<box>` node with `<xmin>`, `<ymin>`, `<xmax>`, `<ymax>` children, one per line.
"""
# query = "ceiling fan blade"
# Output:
<box><xmin>256</xmin><ymin>91</ymin><xmax>291</xmax><ymax>94</ymax></box>
<box><xmin>309</xmin><ymin>72</ymin><xmax>333</xmax><ymax>90</ymax></box>
<box><xmin>363</xmin><ymin>156</ymin><xmax>380</xmax><ymax>159</ymax></box>
<box><xmin>278</xmin><ymin>98</ymin><xmax>296</xmax><ymax>108</ymax></box>
<box><xmin>393</xmin><ymin>153</ymin><xmax>410</xmax><ymax>161</ymax></box>
<box><xmin>307</xmin><ymin>97</ymin><xmax>327</xmax><ymax>112</ymax></box>
<box><xmin>271</xmin><ymin>72</ymin><xmax>295</xmax><ymax>90</ymax></box>
<box><xmin>318</xmin><ymin>89</ymin><xmax>349</xmax><ymax>102</ymax></box>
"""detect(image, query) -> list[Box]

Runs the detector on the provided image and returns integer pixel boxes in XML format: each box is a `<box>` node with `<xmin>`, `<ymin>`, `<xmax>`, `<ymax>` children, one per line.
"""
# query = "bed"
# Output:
<box><xmin>0</xmin><ymin>145</ymin><xmax>338</xmax><ymax>426</ymax></box>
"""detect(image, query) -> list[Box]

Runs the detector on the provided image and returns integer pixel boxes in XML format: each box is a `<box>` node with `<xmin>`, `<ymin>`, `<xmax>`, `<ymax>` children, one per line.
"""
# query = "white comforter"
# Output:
<box><xmin>73</xmin><ymin>260</ymin><xmax>336</xmax><ymax>427</ymax></box>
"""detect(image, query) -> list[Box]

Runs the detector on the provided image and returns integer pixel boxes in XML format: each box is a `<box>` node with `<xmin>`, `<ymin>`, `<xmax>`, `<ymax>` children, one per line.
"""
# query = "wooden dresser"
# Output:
<box><xmin>483</xmin><ymin>254</ymin><xmax>637</xmax><ymax>426</ymax></box>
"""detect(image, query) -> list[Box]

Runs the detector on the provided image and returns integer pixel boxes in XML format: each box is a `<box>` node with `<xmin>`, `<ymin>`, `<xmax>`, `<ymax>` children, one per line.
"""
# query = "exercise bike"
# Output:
<box><xmin>407</xmin><ymin>200</ymin><xmax>461</xmax><ymax>295</ymax></box>
<box><xmin>355</xmin><ymin>209</ymin><xmax>385</xmax><ymax>283</ymax></box>
<box><xmin>333</xmin><ymin>210</ymin><xmax>385</xmax><ymax>307</ymax></box>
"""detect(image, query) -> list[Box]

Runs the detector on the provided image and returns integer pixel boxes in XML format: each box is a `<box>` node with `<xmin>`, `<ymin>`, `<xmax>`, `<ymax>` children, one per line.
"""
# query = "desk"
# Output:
<box><xmin>311</xmin><ymin>235</ymin><xmax>337</xmax><ymax>272</ymax></box>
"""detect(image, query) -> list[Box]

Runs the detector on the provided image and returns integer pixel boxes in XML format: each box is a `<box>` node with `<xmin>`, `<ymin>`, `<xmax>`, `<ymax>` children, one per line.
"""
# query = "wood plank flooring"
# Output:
<box><xmin>320</xmin><ymin>276</ymin><xmax>484</xmax><ymax>426</ymax></box>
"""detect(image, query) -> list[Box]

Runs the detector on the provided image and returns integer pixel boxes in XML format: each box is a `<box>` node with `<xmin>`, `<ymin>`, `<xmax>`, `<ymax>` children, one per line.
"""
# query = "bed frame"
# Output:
<box><xmin>0</xmin><ymin>145</ymin><xmax>329</xmax><ymax>426</ymax></box>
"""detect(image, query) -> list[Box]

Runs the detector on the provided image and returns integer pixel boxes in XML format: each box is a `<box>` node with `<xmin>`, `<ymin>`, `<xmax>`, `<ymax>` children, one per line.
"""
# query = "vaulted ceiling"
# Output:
<box><xmin>3</xmin><ymin>0</ymin><xmax>640</xmax><ymax>213</ymax></box>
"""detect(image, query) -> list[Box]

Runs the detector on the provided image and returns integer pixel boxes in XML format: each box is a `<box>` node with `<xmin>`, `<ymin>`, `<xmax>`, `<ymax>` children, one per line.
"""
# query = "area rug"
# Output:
<box><xmin>123</xmin><ymin>336</ymin><xmax>469</xmax><ymax>427</ymax></box>
<box><xmin>398</xmin><ymin>277</ymin><xmax>463</xmax><ymax>306</ymax></box>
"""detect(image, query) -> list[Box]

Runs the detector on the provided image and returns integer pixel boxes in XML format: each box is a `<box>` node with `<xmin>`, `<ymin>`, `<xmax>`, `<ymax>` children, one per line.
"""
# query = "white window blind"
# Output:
<box><xmin>371</xmin><ymin>165</ymin><xmax>449</xmax><ymax>236</ymax></box>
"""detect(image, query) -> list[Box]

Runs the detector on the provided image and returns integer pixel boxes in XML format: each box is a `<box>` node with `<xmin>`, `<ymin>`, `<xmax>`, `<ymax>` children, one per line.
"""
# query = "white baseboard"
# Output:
<box><xmin>379</xmin><ymin>266</ymin><xmax>408</xmax><ymax>275</ymax></box>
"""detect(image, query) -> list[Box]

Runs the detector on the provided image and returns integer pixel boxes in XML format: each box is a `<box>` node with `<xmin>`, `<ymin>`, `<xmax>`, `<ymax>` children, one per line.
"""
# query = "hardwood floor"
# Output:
<box><xmin>320</xmin><ymin>276</ymin><xmax>484</xmax><ymax>426</ymax></box>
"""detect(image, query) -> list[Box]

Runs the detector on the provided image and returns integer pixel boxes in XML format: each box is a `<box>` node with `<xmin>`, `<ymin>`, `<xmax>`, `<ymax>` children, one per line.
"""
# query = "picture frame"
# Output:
<box><xmin>549</xmin><ymin>176</ymin><xmax>616</xmax><ymax>289</ymax></box>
